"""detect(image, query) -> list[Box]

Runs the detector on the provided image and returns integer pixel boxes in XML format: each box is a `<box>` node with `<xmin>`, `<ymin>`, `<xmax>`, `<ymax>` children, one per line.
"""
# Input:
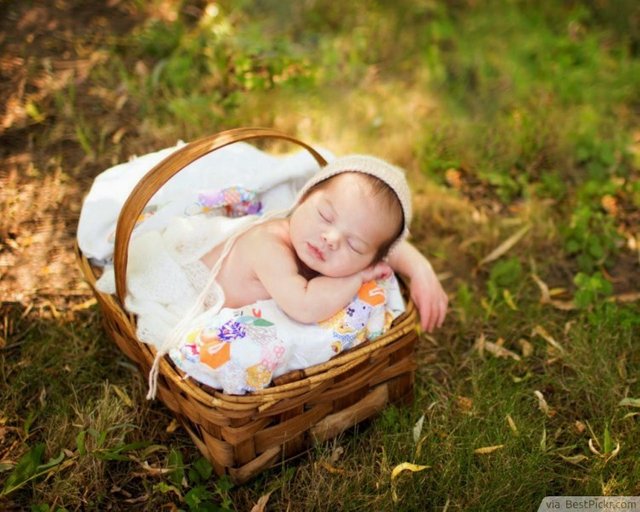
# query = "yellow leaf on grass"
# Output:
<box><xmin>391</xmin><ymin>463</ymin><xmax>429</xmax><ymax>502</ymax></box>
<box><xmin>474</xmin><ymin>333</ymin><xmax>486</xmax><ymax>357</ymax></box>
<box><xmin>140</xmin><ymin>460</ymin><xmax>171</xmax><ymax>476</ymax></box>
<box><xmin>474</xmin><ymin>445</ymin><xmax>504</xmax><ymax>454</ymax></box>
<box><xmin>532</xmin><ymin>325</ymin><xmax>565</xmax><ymax>354</ymax></box>
<box><xmin>112</xmin><ymin>385</ymin><xmax>133</xmax><ymax>408</ymax></box>
<box><xmin>318</xmin><ymin>461</ymin><xmax>346</xmax><ymax>474</ymax></box>
<box><xmin>391</xmin><ymin>462</ymin><xmax>430</xmax><ymax>481</ymax></box>
<box><xmin>484</xmin><ymin>340</ymin><xmax>521</xmax><ymax>361</ymax></box>
<box><xmin>531</xmin><ymin>274</ymin><xmax>576</xmax><ymax>310</ymax></box>
<box><xmin>549</xmin><ymin>287</ymin><xmax>568</xmax><ymax>297</ymax></box>
<box><xmin>166</xmin><ymin>418</ymin><xmax>180</xmax><ymax>433</ymax></box>
<box><xmin>518</xmin><ymin>338</ymin><xmax>534</xmax><ymax>358</ymax></box>
<box><xmin>415</xmin><ymin>436</ymin><xmax>429</xmax><ymax>459</ymax></box>
<box><xmin>479</xmin><ymin>224</ymin><xmax>530</xmax><ymax>266</ymax></box>
<box><xmin>502</xmin><ymin>289</ymin><xmax>518</xmax><ymax>310</ymax></box>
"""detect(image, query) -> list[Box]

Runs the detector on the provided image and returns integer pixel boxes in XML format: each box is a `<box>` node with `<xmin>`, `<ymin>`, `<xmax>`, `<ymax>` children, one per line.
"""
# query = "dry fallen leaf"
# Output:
<box><xmin>531</xmin><ymin>274</ymin><xmax>576</xmax><ymax>310</ymax></box>
<box><xmin>618</xmin><ymin>397</ymin><xmax>640</xmax><ymax>408</ymax></box>
<box><xmin>534</xmin><ymin>390</ymin><xmax>554</xmax><ymax>417</ymax></box>
<box><xmin>506</xmin><ymin>415</ymin><xmax>518</xmax><ymax>435</ymax></box>
<box><xmin>317</xmin><ymin>461</ymin><xmax>346</xmax><ymax>474</ymax></box>
<box><xmin>330</xmin><ymin>445</ymin><xmax>345</xmax><ymax>464</ymax></box>
<box><xmin>484</xmin><ymin>340</ymin><xmax>521</xmax><ymax>361</ymax></box>
<box><xmin>457</xmin><ymin>396</ymin><xmax>474</xmax><ymax>412</ymax></box>
<box><xmin>588</xmin><ymin>438</ymin><xmax>620</xmax><ymax>459</ymax></box>
<box><xmin>532</xmin><ymin>325</ymin><xmax>565</xmax><ymax>354</ymax></box>
<box><xmin>601</xmin><ymin>194</ymin><xmax>618</xmax><ymax>216</ymax></box>
<box><xmin>415</xmin><ymin>436</ymin><xmax>429</xmax><ymax>459</ymax></box>
<box><xmin>166</xmin><ymin>418</ymin><xmax>180</xmax><ymax>433</ymax></box>
<box><xmin>251</xmin><ymin>491</ymin><xmax>273</xmax><ymax>512</ymax></box>
<box><xmin>479</xmin><ymin>224</ymin><xmax>530</xmax><ymax>266</ymax></box>
<box><xmin>139</xmin><ymin>460</ymin><xmax>171</xmax><ymax>476</ymax></box>
<box><xmin>391</xmin><ymin>462</ymin><xmax>429</xmax><ymax>480</ymax></box>
<box><xmin>474</xmin><ymin>444</ymin><xmax>504</xmax><ymax>455</ymax></box>
<box><xmin>608</xmin><ymin>292</ymin><xmax>640</xmax><ymax>304</ymax></box>
<box><xmin>413</xmin><ymin>414</ymin><xmax>425</xmax><ymax>444</ymax></box>
<box><xmin>391</xmin><ymin>462</ymin><xmax>430</xmax><ymax>503</ymax></box>
<box><xmin>502</xmin><ymin>289</ymin><xmax>518</xmax><ymax>310</ymax></box>
<box><xmin>445</xmin><ymin>168</ymin><xmax>462</xmax><ymax>189</ymax></box>
<box><xmin>474</xmin><ymin>333</ymin><xmax>486</xmax><ymax>357</ymax></box>
<box><xmin>518</xmin><ymin>338</ymin><xmax>534</xmax><ymax>358</ymax></box>
<box><xmin>112</xmin><ymin>385</ymin><xmax>133</xmax><ymax>408</ymax></box>
<box><xmin>558</xmin><ymin>453</ymin><xmax>589</xmax><ymax>465</ymax></box>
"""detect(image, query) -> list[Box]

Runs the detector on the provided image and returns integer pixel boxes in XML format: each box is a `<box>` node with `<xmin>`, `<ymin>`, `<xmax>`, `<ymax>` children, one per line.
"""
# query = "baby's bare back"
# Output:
<box><xmin>200</xmin><ymin>219</ymin><xmax>291</xmax><ymax>308</ymax></box>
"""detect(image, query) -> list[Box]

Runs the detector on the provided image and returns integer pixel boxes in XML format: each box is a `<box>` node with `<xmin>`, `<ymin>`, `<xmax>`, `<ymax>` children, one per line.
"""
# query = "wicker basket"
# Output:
<box><xmin>76</xmin><ymin>127</ymin><xmax>419</xmax><ymax>484</ymax></box>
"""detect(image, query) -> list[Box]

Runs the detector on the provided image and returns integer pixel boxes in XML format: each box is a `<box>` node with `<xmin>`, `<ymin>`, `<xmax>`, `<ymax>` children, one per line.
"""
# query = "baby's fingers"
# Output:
<box><xmin>377</xmin><ymin>262</ymin><xmax>393</xmax><ymax>280</ymax></box>
<box><xmin>420</xmin><ymin>294</ymin><xmax>448</xmax><ymax>333</ymax></box>
<box><xmin>372</xmin><ymin>261</ymin><xmax>393</xmax><ymax>280</ymax></box>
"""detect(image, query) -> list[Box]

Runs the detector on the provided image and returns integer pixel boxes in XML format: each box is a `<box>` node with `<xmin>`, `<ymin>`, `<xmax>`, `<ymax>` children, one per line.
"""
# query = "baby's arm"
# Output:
<box><xmin>387</xmin><ymin>240</ymin><xmax>448</xmax><ymax>332</ymax></box>
<box><xmin>251</xmin><ymin>236</ymin><xmax>388</xmax><ymax>324</ymax></box>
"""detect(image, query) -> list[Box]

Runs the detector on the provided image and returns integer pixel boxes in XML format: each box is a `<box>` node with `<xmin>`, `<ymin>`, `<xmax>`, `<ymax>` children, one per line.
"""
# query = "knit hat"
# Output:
<box><xmin>295</xmin><ymin>155</ymin><xmax>412</xmax><ymax>252</ymax></box>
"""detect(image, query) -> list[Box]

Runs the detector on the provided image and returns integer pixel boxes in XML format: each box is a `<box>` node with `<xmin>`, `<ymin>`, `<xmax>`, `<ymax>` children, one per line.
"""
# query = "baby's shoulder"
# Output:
<box><xmin>249</xmin><ymin>218</ymin><xmax>289</xmax><ymax>242</ymax></box>
<box><xmin>241</xmin><ymin>218</ymin><xmax>291</xmax><ymax>252</ymax></box>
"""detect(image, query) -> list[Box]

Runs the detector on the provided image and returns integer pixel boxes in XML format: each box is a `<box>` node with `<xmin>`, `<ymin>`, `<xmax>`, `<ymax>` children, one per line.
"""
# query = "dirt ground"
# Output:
<box><xmin>0</xmin><ymin>1</ymin><xmax>143</xmax><ymax>314</ymax></box>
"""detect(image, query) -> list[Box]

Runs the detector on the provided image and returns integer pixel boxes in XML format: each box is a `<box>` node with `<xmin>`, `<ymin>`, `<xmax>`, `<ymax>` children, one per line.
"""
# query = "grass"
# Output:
<box><xmin>1</xmin><ymin>0</ymin><xmax>639</xmax><ymax>510</ymax></box>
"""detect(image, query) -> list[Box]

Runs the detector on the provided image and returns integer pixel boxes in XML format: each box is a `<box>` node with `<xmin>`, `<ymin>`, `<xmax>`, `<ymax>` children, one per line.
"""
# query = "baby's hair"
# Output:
<box><xmin>305</xmin><ymin>172</ymin><xmax>404</xmax><ymax>261</ymax></box>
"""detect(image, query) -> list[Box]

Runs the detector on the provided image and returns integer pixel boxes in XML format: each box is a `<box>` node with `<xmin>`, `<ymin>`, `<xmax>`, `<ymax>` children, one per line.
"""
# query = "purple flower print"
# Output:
<box><xmin>217</xmin><ymin>320</ymin><xmax>247</xmax><ymax>341</ymax></box>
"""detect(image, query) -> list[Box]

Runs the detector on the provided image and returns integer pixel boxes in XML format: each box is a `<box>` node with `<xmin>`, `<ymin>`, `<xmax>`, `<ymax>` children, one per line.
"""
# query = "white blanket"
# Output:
<box><xmin>77</xmin><ymin>142</ymin><xmax>405</xmax><ymax>395</ymax></box>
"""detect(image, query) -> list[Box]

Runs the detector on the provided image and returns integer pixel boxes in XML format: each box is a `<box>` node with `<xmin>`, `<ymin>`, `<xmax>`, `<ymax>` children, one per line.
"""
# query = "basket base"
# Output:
<box><xmin>184</xmin><ymin>365</ymin><xmax>415</xmax><ymax>484</ymax></box>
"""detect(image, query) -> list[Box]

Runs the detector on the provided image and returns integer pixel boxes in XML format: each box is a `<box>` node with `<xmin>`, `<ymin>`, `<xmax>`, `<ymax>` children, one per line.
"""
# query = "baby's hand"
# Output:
<box><xmin>361</xmin><ymin>261</ymin><xmax>393</xmax><ymax>283</ymax></box>
<box><xmin>387</xmin><ymin>241</ymin><xmax>448</xmax><ymax>333</ymax></box>
<box><xmin>408</xmin><ymin>264</ymin><xmax>448</xmax><ymax>333</ymax></box>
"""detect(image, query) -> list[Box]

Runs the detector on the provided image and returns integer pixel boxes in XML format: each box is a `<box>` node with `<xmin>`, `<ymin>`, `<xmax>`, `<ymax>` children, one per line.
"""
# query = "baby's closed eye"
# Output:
<box><xmin>347</xmin><ymin>240</ymin><xmax>363</xmax><ymax>254</ymax></box>
<box><xmin>318</xmin><ymin>208</ymin><xmax>332</xmax><ymax>222</ymax></box>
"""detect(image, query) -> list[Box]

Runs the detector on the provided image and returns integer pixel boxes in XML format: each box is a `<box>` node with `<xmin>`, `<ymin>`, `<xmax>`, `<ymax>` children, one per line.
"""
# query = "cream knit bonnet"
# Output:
<box><xmin>295</xmin><ymin>155</ymin><xmax>412</xmax><ymax>252</ymax></box>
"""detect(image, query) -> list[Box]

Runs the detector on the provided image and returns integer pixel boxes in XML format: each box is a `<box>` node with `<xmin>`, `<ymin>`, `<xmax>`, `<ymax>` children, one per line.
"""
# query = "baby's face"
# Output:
<box><xmin>289</xmin><ymin>173</ymin><xmax>398</xmax><ymax>277</ymax></box>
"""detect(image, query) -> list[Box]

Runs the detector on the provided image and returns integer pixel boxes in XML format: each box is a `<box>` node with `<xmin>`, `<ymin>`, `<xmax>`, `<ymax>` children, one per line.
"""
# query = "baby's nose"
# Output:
<box><xmin>322</xmin><ymin>229</ymin><xmax>340</xmax><ymax>249</ymax></box>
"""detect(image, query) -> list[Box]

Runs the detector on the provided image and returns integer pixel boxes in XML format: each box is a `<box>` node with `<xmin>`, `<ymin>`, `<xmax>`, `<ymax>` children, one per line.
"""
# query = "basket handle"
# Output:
<box><xmin>113</xmin><ymin>127</ymin><xmax>328</xmax><ymax>303</ymax></box>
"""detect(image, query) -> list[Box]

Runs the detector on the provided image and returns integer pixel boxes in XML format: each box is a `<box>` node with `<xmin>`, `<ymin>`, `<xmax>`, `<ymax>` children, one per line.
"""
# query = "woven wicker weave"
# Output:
<box><xmin>75</xmin><ymin>127</ymin><xmax>419</xmax><ymax>484</ymax></box>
